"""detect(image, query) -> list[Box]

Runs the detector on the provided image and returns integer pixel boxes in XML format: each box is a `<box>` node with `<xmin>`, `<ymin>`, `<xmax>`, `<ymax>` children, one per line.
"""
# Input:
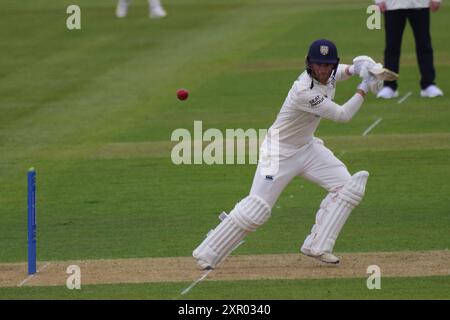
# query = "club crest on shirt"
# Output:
<box><xmin>320</xmin><ymin>45</ymin><xmax>329</xmax><ymax>55</ymax></box>
<box><xmin>309</xmin><ymin>95</ymin><xmax>324</xmax><ymax>108</ymax></box>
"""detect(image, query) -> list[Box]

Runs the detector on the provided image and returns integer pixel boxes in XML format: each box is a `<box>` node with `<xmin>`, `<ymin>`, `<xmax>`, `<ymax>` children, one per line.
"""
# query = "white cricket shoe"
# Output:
<box><xmin>116</xmin><ymin>0</ymin><xmax>129</xmax><ymax>18</ymax></box>
<box><xmin>376</xmin><ymin>86</ymin><xmax>399</xmax><ymax>99</ymax></box>
<box><xmin>150</xmin><ymin>6</ymin><xmax>167</xmax><ymax>19</ymax></box>
<box><xmin>420</xmin><ymin>85</ymin><xmax>444</xmax><ymax>98</ymax></box>
<box><xmin>301</xmin><ymin>247</ymin><xmax>340</xmax><ymax>264</ymax></box>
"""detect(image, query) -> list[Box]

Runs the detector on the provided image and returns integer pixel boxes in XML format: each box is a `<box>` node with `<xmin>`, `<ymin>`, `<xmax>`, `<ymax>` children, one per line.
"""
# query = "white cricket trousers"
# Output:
<box><xmin>250</xmin><ymin>138</ymin><xmax>351</xmax><ymax>208</ymax></box>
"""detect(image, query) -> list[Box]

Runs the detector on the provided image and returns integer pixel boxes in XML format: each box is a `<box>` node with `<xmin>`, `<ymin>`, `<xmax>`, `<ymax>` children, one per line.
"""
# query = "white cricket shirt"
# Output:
<box><xmin>374</xmin><ymin>0</ymin><xmax>442</xmax><ymax>10</ymax></box>
<box><xmin>261</xmin><ymin>64</ymin><xmax>364</xmax><ymax>159</ymax></box>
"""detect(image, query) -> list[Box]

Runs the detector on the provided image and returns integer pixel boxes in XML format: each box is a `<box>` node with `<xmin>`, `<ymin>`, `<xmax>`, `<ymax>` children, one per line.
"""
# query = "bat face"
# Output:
<box><xmin>369</xmin><ymin>67</ymin><xmax>399</xmax><ymax>81</ymax></box>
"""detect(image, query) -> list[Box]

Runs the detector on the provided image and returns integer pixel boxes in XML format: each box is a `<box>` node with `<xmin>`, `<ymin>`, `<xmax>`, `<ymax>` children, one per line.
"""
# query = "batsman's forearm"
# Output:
<box><xmin>335</xmin><ymin>64</ymin><xmax>352</xmax><ymax>81</ymax></box>
<box><xmin>347</xmin><ymin>65</ymin><xmax>354</xmax><ymax>76</ymax></box>
<box><xmin>333</xmin><ymin>94</ymin><xmax>364</xmax><ymax>123</ymax></box>
<box><xmin>315</xmin><ymin>94</ymin><xmax>364</xmax><ymax>123</ymax></box>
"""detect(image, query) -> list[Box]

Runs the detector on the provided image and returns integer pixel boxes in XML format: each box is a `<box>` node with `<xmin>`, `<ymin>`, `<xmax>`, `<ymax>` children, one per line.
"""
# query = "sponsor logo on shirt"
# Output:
<box><xmin>308</xmin><ymin>95</ymin><xmax>324</xmax><ymax>108</ymax></box>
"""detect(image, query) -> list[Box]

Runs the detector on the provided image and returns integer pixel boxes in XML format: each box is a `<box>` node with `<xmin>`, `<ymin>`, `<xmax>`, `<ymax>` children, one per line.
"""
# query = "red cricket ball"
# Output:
<box><xmin>177</xmin><ymin>89</ymin><xmax>189</xmax><ymax>100</ymax></box>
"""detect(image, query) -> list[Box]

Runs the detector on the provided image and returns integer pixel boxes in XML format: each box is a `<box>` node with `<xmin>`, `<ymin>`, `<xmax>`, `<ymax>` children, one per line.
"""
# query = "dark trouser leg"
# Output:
<box><xmin>408</xmin><ymin>8</ymin><xmax>436</xmax><ymax>89</ymax></box>
<box><xmin>384</xmin><ymin>10</ymin><xmax>407</xmax><ymax>90</ymax></box>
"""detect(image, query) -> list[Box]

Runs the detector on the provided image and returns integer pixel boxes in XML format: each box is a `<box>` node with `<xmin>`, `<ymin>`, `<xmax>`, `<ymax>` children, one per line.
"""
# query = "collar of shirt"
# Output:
<box><xmin>309</xmin><ymin>74</ymin><xmax>336</xmax><ymax>89</ymax></box>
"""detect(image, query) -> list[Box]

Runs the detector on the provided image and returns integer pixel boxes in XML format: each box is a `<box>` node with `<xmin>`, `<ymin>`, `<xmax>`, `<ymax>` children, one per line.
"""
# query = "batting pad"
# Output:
<box><xmin>193</xmin><ymin>195</ymin><xmax>271</xmax><ymax>269</ymax></box>
<box><xmin>303</xmin><ymin>171</ymin><xmax>369</xmax><ymax>256</ymax></box>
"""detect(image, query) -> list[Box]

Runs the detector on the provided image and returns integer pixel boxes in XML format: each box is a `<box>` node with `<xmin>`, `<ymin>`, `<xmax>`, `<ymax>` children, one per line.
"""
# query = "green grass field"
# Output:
<box><xmin>1</xmin><ymin>276</ymin><xmax>450</xmax><ymax>300</ymax></box>
<box><xmin>1</xmin><ymin>0</ymin><xmax>449</xmax><ymax>299</ymax></box>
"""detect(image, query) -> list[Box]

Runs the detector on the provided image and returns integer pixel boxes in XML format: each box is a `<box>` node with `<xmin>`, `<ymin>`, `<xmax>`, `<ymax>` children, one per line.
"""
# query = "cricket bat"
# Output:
<box><xmin>369</xmin><ymin>66</ymin><xmax>399</xmax><ymax>81</ymax></box>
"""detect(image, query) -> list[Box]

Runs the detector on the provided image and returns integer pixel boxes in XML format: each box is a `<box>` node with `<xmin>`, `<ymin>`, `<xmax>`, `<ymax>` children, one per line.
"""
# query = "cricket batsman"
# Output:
<box><xmin>193</xmin><ymin>39</ymin><xmax>384</xmax><ymax>269</ymax></box>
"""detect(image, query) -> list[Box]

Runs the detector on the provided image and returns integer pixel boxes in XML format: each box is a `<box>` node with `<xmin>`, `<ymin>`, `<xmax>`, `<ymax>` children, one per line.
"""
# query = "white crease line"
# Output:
<box><xmin>362</xmin><ymin>118</ymin><xmax>383</xmax><ymax>136</ymax></box>
<box><xmin>180</xmin><ymin>269</ymin><xmax>213</xmax><ymax>296</ymax></box>
<box><xmin>17</xmin><ymin>262</ymin><xmax>50</xmax><ymax>287</ymax></box>
<box><xmin>397</xmin><ymin>91</ymin><xmax>412</xmax><ymax>104</ymax></box>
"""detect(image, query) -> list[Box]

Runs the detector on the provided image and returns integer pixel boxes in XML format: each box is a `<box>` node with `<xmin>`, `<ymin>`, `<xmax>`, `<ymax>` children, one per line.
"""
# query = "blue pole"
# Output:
<box><xmin>28</xmin><ymin>168</ymin><xmax>37</xmax><ymax>275</ymax></box>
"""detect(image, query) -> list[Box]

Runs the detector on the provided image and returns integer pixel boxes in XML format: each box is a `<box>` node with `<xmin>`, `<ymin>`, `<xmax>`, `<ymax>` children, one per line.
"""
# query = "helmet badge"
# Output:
<box><xmin>320</xmin><ymin>45</ymin><xmax>329</xmax><ymax>56</ymax></box>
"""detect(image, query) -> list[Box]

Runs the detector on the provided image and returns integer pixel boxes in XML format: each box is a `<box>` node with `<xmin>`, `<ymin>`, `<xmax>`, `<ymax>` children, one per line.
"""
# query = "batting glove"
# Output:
<box><xmin>351</xmin><ymin>56</ymin><xmax>377</xmax><ymax>77</ymax></box>
<box><xmin>357</xmin><ymin>79</ymin><xmax>370</xmax><ymax>94</ymax></box>
<box><xmin>358</xmin><ymin>74</ymin><xmax>383</xmax><ymax>95</ymax></box>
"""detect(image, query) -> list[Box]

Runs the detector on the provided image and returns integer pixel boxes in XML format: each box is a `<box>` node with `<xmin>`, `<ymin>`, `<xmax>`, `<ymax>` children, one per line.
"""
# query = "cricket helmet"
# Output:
<box><xmin>306</xmin><ymin>39</ymin><xmax>340</xmax><ymax>79</ymax></box>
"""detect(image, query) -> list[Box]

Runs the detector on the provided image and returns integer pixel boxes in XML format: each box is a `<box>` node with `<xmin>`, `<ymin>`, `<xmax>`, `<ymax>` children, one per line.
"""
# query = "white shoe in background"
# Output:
<box><xmin>420</xmin><ymin>85</ymin><xmax>444</xmax><ymax>98</ymax></box>
<box><xmin>116</xmin><ymin>0</ymin><xmax>129</xmax><ymax>18</ymax></box>
<box><xmin>149</xmin><ymin>0</ymin><xmax>167</xmax><ymax>18</ymax></box>
<box><xmin>376</xmin><ymin>86</ymin><xmax>399</xmax><ymax>99</ymax></box>
<box><xmin>150</xmin><ymin>5</ymin><xmax>167</xmax><ymax>18</ymax></box>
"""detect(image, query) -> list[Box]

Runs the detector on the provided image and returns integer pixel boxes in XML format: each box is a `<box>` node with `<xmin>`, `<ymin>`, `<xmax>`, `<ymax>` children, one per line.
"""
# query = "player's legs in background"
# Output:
<box><xmin>408</xmin><ymin>9</ymin><xmax>443</xmax><ymax>97</ymax></box>
<box><xmin>116</xmin><ymin>0</ymin><xmax>130</xmax><ymax>18</ymax></box>
<box><xmin>408</xmin><ymin>8</ymin><xmax>435</xmax><ymax>89</ymax></box>
<box><xmin>299</xmin><ymin>138</ymin><xmax>369</xmax><ymax>263</ymax></box>
<box><xmin>383</xmin><ymin>9</ymin><xmax>407</xmax><ymax>91</ymax></box>
<box><xmin>192</xmin><ymin>152</ymin><xmax>303</xmax><ymax>270</ymax></box>
<box><xmin>149</xmin><ymin>0</ymin><xmax>167</xmax><ymax>18</ymax></box>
